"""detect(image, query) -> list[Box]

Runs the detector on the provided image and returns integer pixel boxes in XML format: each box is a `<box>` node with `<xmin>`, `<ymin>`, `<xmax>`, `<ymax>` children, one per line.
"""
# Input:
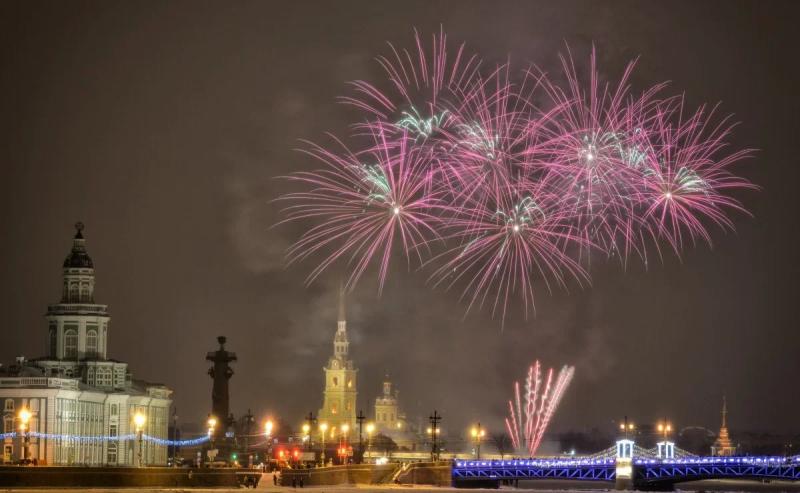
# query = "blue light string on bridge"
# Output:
<box><xmin>0</xmin><ymin>431</ymin><xmax>209</xmax><ymax>447</ymax></box>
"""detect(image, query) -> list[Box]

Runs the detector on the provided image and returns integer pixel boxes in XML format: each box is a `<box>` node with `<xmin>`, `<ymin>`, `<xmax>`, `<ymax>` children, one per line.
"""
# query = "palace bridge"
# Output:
<box><xmin>452</xmin><ymin>440</ymin><xmax>800</xmax><ymax>490</ymax></box>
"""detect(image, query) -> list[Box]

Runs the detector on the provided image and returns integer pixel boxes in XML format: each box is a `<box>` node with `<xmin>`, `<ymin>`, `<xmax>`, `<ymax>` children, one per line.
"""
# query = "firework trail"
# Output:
<box><xmin>505</xmin><ymin>362</ymin><xmax>575</xmax><ymax>457</ymax></box>
<box><xmin>278</xmin><ymin>30</ymin><xmax>756</xmax><ymax>321</ymax></box>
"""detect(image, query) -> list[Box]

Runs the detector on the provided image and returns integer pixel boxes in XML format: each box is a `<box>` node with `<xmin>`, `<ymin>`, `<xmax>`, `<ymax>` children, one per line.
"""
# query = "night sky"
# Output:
<box><xmin>2</xmin><ymin>1</ymin><xmax>799</xmax><ymax>438</ymax></box>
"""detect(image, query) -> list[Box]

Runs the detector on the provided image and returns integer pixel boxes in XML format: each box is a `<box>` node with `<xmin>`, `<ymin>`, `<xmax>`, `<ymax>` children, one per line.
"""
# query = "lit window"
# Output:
<box><xmin>347</xmin><ymin>380</ymin><xmax>352</xmax><ymax>388</ymax></box>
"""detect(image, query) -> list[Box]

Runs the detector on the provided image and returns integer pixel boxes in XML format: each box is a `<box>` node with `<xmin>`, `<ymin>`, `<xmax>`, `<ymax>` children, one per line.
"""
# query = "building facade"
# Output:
<box><xmin>0</xmin><ymin>223</ymin><xmax>172</xmax><ymax>465</ymax></box>
<box><xmin>317</xmin><ymin>291</ymin><xmax>357</xmax><ymax>432</ymax></box>
<box><xmin>373</xmin><ymin>376</ymin><xmax>416</xmax><ymax>449</ymax></box>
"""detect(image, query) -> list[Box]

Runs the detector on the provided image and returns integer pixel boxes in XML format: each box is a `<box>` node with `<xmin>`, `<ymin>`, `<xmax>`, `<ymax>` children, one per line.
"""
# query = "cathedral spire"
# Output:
<box><xmin>338</xmin><ymin>282</ymin><xmax>346</xmax><ymax>323</ymax></box>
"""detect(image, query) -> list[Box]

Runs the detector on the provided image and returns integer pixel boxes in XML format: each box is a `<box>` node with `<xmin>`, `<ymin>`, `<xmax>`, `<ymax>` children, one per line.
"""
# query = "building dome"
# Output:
<box><xmin>63</xmin><ymin>222</ymin><xmax>94</xmax><ymax>268</ymax></box>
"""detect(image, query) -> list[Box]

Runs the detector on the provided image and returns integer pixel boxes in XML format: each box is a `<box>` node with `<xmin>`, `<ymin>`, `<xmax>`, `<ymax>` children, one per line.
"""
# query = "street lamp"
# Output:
<box><xmin>470</xmin><ymin>423</ymin><xmax>486</xmax><ymax>459</ymax></box>
<box><xmin>657</xmin><ymin>420</ymin><xmax>672</xmax><ymax>440</ymax></box>
<box><xmin>18</xmin><ymin>408</ymin><xmax>31</xmax><ymax>462</ymax></box>
<box><xmin>319</xmin><ymin>422</ymin><xmax>328</xmax><ymax>466</ymax></box>
<box><xmin>207</xmin><ymin>415</ymin><xmax>217</xmax><ymax>437</ymax></box>
<box><xmin>365</xmin><ymin>423</ymin><xmax>375</xmax><ymax>462</ymax></box>
<box><xmin>619</xmin><ymin>416</ymin><xmax>635</xmax><ymax>439</ymax></box>
<box><xmin>133</xmin><ymin>412</ymin><xmax>146</xmax><ymax>467</ymax></box>
<box><xmin>302</xmin><ymin>423</ymin><xmax>311</xmax><ymax>452</ymax></box>
<box><xmin>340</xmin><ymin>424</ymin><xmax>350</xmax><ymax>464</ymax></box>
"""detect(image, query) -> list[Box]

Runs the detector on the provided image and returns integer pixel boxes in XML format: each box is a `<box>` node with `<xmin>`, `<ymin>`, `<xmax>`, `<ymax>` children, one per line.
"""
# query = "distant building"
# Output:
<box><xmin>317</xmin><ymin>289</ymin><xmax>357</xmax><ymax>432</ymax></box>
<box><xmin>0</xmin><ymin>223</ymin><xmax>171</xmax><ymax>465</ymax></box>
<box><xmin>373</xmin><ymin>376</ymin><xmax>417</xmax><ymax>450</ymax></box>
<box><xmin>711</xmin><ymin>396</ymin><xmax>736</xmax><ymax>456</ymax></box>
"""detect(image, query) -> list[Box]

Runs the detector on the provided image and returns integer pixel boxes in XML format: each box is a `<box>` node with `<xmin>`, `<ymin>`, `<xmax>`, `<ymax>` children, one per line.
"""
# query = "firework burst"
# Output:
<box><xmin>278</xmin><ymin>31</ymin><xmax>755</xmax><ymax>322</ymax></box>
<box><xmin>278</xmin><ymin>124</ymin><xmax>446</xmax><ymax>292</ymax></box>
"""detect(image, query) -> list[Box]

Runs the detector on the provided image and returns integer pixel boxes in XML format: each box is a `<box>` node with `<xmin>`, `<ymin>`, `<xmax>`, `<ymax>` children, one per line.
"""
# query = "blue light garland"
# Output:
<box><xmin>1</xmin><ymin>431</ymin><xmax>209</xmax><ymax>447</ymax></box>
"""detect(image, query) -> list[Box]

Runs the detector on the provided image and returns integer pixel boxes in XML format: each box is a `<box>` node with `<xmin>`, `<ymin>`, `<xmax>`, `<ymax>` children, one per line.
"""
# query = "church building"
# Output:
<box><xmin>0</xmin><ymin>223</ymin><xmax>172</xmax><ymax>465</ymax></box>
<box><xmin>317</xmin><ymin>290</ymin><xmax>357</xmax><ymax>432</ymax></box>
<box><xmin>711</xmin><ymin>396</ymin><xmax>736</xmax><ymax>456</ymax></box>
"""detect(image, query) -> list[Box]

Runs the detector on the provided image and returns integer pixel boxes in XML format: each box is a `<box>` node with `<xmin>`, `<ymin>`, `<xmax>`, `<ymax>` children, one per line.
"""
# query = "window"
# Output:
<box><xmin>87</xmin><ymin>367</ymin><xmax>95</xmax><ymax>385</ymax></box>
<box><xmin>107</xmin><ymin>443</ymin><xmax>117</xmax><ymax>464</ymax></box>
<box><xmin>3</xmin><ymin>418</ymin><xmax>12</xmax><ymax>433</ymax></box>
<box><xmin>331</xmin><ymin>404</ymin><xmax>337</xmax><ymax>415</ymax></box>
<box><xmin>97</xmin><ymin>368</ymin><xmax>112</xmax><ymax>387</ymax></box>
<box><xmin>69</xmin><ymin>283</ymin><xmax>78</xmax><ymax>300</ymax></box>
<box><xmin>110</xmin><ymin>404</ymin><xmax>118</xmax><ymax>416</ymax></box>
<box><xmin>3</xmin><ymin>399</ymin><xmax>13</xmax><ymax>412</ymax></box>
<box><xmin>64</xmin><ymin>328</ymin><xmax>78</xmax><ymax>358</ymax></box>
<box><xmin>86</xmin><ymin>329</ymin><xmax>98</xmax><ymax>355</ymax></box>
<box><xmin>347</xmin><ymin>379</ymin><xmax>352</xmax><ymax>388</ymax></box>
<box><xmin>332</xmin><ymin>377</ymin><xmax>338</xmax><ymax>387</ymax></box>
<box><xmin>49</xmin><ymin>325</ymin><xmax>57</xmax><ymax>357</ymax></box>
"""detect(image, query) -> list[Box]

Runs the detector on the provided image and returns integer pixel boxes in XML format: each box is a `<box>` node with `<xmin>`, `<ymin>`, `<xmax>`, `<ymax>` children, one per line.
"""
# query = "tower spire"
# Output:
<box><xmin>338</xmin><ymin>281</ymin><xmax>346</xmax><ymax>323</ymax></box>
<box><xmin>721</xmin><ymin>395</ymin><xmax>728</xmax><ymax>429</ymax></box>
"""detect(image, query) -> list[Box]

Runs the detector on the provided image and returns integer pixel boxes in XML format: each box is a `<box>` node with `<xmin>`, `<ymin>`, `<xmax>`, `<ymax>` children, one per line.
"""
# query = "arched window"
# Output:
<box><xmin>69</xmin><ymin>284</ymin><xmax>78</xmax><ymax>301</ymax></box>
<box><xmin>86</xmin><ymin>330</ymin><xmax>98</xmax><ymax>356</ymax></box>
<box><xmin>332</xmin><ymin>377</ymin><xmax>338</xmax><ymax>387</ymax></box>
<box><xmin>331</xmin><ymin>404</ymin><xmax>338</xmax><ymax>415</ymax></box>
<box><xmin>64</xmin><ymin>329</ymin><xmax>78</xmax><ymax>359</ymax></box>
<box><xmin>49</xmin><ymin>328</ymin><xmax>57</xmax><ymax>357</ymax></box>
<box><xmin>87</xmin><ymin>367</ymin><xmax>95</xmax><ymax>385</ymax></box>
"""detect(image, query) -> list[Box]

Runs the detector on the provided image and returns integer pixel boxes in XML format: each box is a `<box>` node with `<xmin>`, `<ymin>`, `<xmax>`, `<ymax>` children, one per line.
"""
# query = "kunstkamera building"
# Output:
<box><xmin>0</xmin><ymin>223</ymin><xmax>171</xmax><ymax>465</ymax></box>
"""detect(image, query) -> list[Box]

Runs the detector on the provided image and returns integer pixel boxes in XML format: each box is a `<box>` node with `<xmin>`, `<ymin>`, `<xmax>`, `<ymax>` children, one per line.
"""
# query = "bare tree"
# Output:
<box><xmin>491</xmin><ymin>432</ymin><xmax>512</xmax><ymax>459</ymax></box>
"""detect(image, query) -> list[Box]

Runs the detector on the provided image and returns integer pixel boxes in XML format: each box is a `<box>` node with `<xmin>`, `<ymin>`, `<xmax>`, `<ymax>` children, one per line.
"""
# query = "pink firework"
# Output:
<box><xmin>430</xmin><ymin>177</ymin><xmax>590</xmax><ymax>322</ymax></box>
<box><xmin>277</xmin><ymin>124</ymin><xmax>446</xmax><ymax>293</ymax></box>
<box><xmin>505</xmin><ymin>362</ymin><xmax>575</xmax><ymax>457</ymax></box>
<box><xmin>278</xmin><ymin>30</ymin><xmax>756</xmax><ymax>323</ymax></box>
<box><xmin>636</xmin><ymin>101</ymin><xmax>756</xmax><ymax>255</ymax></box>
<box><xmin>531</xmin><ymin>48</ymin><xmax>669</xmax><ymax>263</ymax></box>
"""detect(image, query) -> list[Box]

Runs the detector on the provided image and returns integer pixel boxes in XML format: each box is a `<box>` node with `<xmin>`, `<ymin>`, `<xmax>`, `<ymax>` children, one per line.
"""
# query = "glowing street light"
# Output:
<box><xmin>619</xmin><ymin>416</ymin><xmax>635</xmax><ymax>439</ymax></box>
<box><xmin>265</xmin><ymin>419</ymin><xmax>274</xmax><ymax>437</ymax></box>
<box><xmin>365</xmin><ymin>423</ymin><xmax>375</xmax><ymax>460</ymax></box>
<box><xmin>470</xmin><ymin>423</ymin><xmax>486</xmax><ymax>459</ymax></box>
<box><xmin>133</xmin><ymin>412</ymin><xmax>146</xmax><ymax>467</ymax></box>
<box><xmin>319</xmin><ymin>422</ymin><xmax>328</xmax><ymax>466</ymax></box>
<box><xmin>18</xmin><ymin>408</ymin><xmax>31</xmax><ymax>462</ymax></box>
<box><xmin>339</xmin><ymin>424</ymin><xmax>350</xmax><ymax>464</ymax></box>
<box><xmin>657</xmin><ymin>420</ymin><xmax>672</xmax><ymax>440</ymax></box>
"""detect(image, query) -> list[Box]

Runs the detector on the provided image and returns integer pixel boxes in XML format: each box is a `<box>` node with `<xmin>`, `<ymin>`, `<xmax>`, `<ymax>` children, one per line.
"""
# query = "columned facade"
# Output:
<box><xmin>0</xmin><ymin>223</ymin><xmax>172</xmax><ymax>466</ymax></box>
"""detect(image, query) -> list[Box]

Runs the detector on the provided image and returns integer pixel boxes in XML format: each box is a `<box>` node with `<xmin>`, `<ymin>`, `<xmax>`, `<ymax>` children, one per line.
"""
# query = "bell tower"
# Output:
<box><xmin>318</xmin><ymin>287</ymin><xmax>357</xmax><ymax>431</ymax></box>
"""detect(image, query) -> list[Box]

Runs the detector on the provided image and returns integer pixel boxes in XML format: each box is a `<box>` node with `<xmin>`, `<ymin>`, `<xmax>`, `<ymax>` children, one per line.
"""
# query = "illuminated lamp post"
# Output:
<box><xmin>470</xmin><ymin>423</ymin><xmax>486</xmax><ymax>459</ymax></box>
<box><xmin>319</xmin><ymin>423</ymin><xmax>328</xmax><ymax>466</ymax></box>
<box><xmin>18</xmin><ymin>408</ymin><xmax>31</xmax><ymax>462</ymax></box>
<box><xmin>133</xmin><ymin>412</ymin><xmax>146</xmax><ymax>467</ymax></box>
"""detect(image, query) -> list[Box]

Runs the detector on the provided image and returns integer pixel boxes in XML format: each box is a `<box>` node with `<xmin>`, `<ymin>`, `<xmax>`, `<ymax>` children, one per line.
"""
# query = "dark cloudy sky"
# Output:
<box><xmin>2</xmin><ymin>1</ymin><xmax>799</xmax><ymax>438</ymax></box>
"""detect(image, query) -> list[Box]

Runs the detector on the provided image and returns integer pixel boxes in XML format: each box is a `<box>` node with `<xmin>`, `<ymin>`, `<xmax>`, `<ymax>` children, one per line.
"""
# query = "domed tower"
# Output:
<box><xmin>45</xmin><ymin>223</ymin><xmax>110</xmax><ymax>361</ymax></box>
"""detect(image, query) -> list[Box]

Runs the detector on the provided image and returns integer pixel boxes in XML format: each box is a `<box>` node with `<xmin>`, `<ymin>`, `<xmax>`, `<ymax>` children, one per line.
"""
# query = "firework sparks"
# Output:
<box><xmin>505</xmin><ymin>362</ymin><xmax>575</xmax><ymax>457</ymax></box>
